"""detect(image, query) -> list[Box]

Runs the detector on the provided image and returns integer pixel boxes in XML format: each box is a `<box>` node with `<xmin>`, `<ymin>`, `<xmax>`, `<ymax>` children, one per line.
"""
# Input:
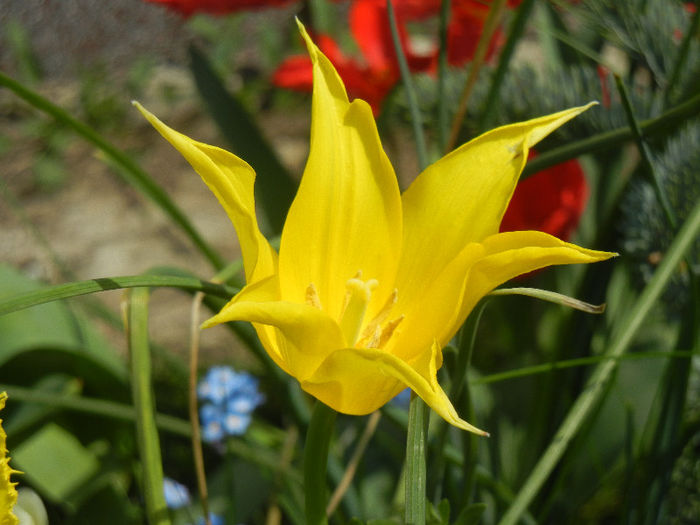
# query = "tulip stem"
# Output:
<box><xmin>304</xmin><ymin>401</ymin><xmax>337</xmax><ymax>525</ymax></box>
<box><xmin>405</xmin><ymin>393</ymin><xmax>430</xmax><ymax>525</ymax></box>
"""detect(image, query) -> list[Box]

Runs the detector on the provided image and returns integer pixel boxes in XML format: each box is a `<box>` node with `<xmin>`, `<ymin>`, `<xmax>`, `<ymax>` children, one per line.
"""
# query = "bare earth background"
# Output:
<box><xmin>0</xmin><ymin>0</ymin><xmax>316</xmax><ymax>365</ymax></box>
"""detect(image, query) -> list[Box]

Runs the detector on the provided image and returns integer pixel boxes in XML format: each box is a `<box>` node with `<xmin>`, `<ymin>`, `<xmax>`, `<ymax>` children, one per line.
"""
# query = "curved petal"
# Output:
<box><xmin>278</xmin><ymin>22</ymin><xmax>402</xmax><ymax>321</ymax></box>
<box><xmin>204</xmin><ymin>275</ymin><xmax>291</xmax><ymax>374</ymax></box>
<box><xmin>396</xmin><ymin>104</ymin><xmax>596</xmax><ymax>313</ymax></box>
<box><xmin>301</xmin><ymin>343</ymin><xmax>487</xmax><ymax>434</ymax></box>
<box><xmin>134</xmin><ymin>102</ymin><xmax>277</xmax><ymax>284</ymax></box>
<box><xmin>388</xmin><ymin>241</ymin><xmax>485</xmax><ymax>361</ymax></box>
<box><xmin>204</xmin><ymin>289</ymin><xmax>345</xmax><ymax>380</ymax></box>
<box><xmin>456</xmin><ymin>230</ymin><xmax>616</xmax><ymax>323</ymax></box>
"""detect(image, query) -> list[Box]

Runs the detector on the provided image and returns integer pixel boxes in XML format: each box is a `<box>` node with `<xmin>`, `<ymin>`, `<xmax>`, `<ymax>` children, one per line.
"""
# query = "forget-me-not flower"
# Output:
<box><xmin>198</xmin><ymin>366</ymin><xmax>264</xmax><ymax>443</ymax></box>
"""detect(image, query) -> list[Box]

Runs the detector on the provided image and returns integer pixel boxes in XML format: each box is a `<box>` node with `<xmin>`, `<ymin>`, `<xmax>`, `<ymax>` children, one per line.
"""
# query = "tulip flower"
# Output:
<box><xmin>135</xmin><ymin>22</ymin><xmax>613</xmax><ymax>434</ymax></box>
<box><xmin>1</xmin><ymin>393</ymin><xmax>19</xmax><ymax>525</ymax></box>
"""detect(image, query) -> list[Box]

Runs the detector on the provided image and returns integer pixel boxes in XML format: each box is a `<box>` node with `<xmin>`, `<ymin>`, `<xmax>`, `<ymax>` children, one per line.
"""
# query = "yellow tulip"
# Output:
<box><xmin>1</xmin><ymin>393</ymin><xmax>19</xmax><ymax>525</ymax></box>
<box><xmin>135</xmin><ymin>22</ymin><xmax>614</xmax><ymax>435</ymax></box>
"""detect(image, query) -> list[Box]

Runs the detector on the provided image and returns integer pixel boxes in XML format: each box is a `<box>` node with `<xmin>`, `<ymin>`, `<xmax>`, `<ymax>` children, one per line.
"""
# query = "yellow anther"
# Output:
<box><xmin>359</xmin><ymin>288</ymin><xmax>398</xmax><ymax>342</ymax></box>
<box><xmin>378</xmin><ymin>315</ymin><xmax>404</xmax><ymax>348</ymax></box>
<box><xmin>305</xmin><ymin>283</ymin><xmax>323</xmax><ymax>310</ymax></box>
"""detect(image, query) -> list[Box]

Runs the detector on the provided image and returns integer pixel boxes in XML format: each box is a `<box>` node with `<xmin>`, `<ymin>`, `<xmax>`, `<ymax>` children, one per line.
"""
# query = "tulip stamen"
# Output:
<box><xmin>305</xmin><ymin>283</ymin><xmax>323</xmax><ymax>310</ymax></box>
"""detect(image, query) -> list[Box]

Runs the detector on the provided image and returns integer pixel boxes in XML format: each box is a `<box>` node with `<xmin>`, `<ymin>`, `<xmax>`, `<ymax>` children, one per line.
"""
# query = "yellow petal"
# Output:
<box><xmin>133</xmin><ymin>102</ymin><xmax>277</xmax><ymax>284</ymax></box>
<box><xmin>205</xmin><ymin>291</ymin><xmax>345</xmax><ymax>380</ymax></box>
<box><xmin>277</xmin><ymin>22</ymin><xmax>402</xmax><ymax>321</ymax></box>
<box><xmin>388</xmin><ymin>242</ymin><xmax>485</xmax><ymax>362</ymax></box>
<box><xmin>302</xmin><ymin>344</ymin><xmax>488</xmax><ymax>435</ymax></box>
<box><xmin>204</xmin><ymin>275</ymin><xmax>290</xmax><ymax>374</ymax></box>
<box><xmin>1</xmin><ymin>393</ymin><xmax>19</xmax><ymax>525</ymax></box>
<box><xmin>396</xmin><ymin>104</ymin><xmax>596</xmax><ymax>317</ymax></box>
<box><xmin>456</xmin><ymin>230</ymin><xmax>616</xmax><ymax>323</ymax></box>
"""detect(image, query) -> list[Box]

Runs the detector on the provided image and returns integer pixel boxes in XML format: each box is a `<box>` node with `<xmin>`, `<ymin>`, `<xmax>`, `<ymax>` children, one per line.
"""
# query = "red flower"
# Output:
<box><xmin>500</xmin><ymin>151</ymin><xmax>589</xmax><ymax>242</ymax></box>
<box><xmin>273</xmin><ymin>0</ymin><xmax>513</xmax><ymax>113</ymax></box>
<box><xmin>145</xmin><ymin>0</ymin><xmax>293</xmax><ymax>16</ymax></box>
<box><xmin>272</xmin><ymin>34</ymin><xmax>399</xmax><ymax>114</ymax></box>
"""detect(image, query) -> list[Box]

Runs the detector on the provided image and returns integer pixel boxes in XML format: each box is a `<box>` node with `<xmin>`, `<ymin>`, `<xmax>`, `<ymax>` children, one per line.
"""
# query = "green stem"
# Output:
<box><xmin>304</xmin><ymin>402</ymin><xmax>337</xmax><ymax>525</ymax></box>
<box><xmin>521</xmin><ymin>92</ymin><xmax>700</xmax><ymax>179</ymax></box>
<box><xmin>405</xmin><ymin>393</ymin><xmax>430</xmax><ymax>525</ymax></box>
<box><xmin>0</xmin><ymin>71</ymin><xmax>224</xmax><ymax>270</ymax></box>
<box><xmin>498</xmin><ymin>195</ymin><xmax>700</xmax><ymax>525</ymax></box>
<box><xmin>126</xmin><ymin>288</ymin><xmax>170</xmax><ymax>525</ymax></box>
<box><xmin>0</xmin><ymin>384</ymin><xmax>191</xmax><ymax>437</ymax></box>
<box><xmin>0</xmin><ymin>274</ymin><xmax>238</xmax><ymax>317</ymax></box>
<box><xmin>446</xmin><ymin>0</ymin><xmax>508</xmax><ymax>152</ymax></box>
<box><xmin>666</xmin><ymin>0</ymin><xmax>700</xmax><ymax>103</ymax></box>
<box><xmin>437</xmin><ymin>0</ymin><xmax>452</xmax><ymax>151</ymax></box>
<box><xmin>386</xmin><ymin>0</ymin><xmax>429</xmax><ymax>169</ymax></box>
<box><xmin>478</xmin><ymin>0</ymin><xmax>536</xmax><ymax>132</ymax></box>
<box><xmin>614</xmin><ymin>75</ymin><xmax>678</xmax><ymax>229</ymax></box>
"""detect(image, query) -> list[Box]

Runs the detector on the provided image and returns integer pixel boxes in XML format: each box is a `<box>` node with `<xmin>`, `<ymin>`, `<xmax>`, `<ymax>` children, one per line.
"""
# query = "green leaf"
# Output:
<box><xmin>454</xmin><ymin>503</ymin><xmax>487</xmax><ymax>525</ymax></box>
<box><xmin>0</xmin><ymin>264</ymin><xmax>128</xmax><ymax>383</ymax></box>
<box><xmin>0</xmin><ymin>273</ymin><xmax>237</xmax><ymax>318</ymax></box>
<box><xmin>125</xmin><ymin>288</ymin><xmax>170</xmax><ymax>525</ymax></box>
<box><xmin>498</xmin><ymin>172</ymin><xmax>700</xmax><ymax>525</ymax></box>
<box><xmin>188</xmin><ymin>44</ymin><xmax>297</xmax><ymax>235</ymax></box>
<box><xmin>12</xmin><ymin>423</ymin><xmax>100</xmax><ymax>504</ymax></box>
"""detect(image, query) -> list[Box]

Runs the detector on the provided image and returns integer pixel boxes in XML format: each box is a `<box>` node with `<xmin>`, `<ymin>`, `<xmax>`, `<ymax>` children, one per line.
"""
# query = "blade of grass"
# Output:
<box><xmin>437</xmin><ymin>0</ymin><xmax>452</xmax><ymax>151</ymax></box>
<box><xmin>125</xmin><ymin>287</ymin><xmax>170</xmax><ymax>525</ymax></box>
<box><xmin>446</xmin><ymin>0</ymin><xmax>508</xmax><ymax>152</ymax></box>
<box><xmin>473</xmin><ymin>350</ymin><xmax>695</xmax><ymax>386</ymax></box>
<box><xmin>666</xmin><ymin>0</ymin><xmax>700</xmax><ymax>104</ymax></box>
<box><xmin>614</xmin><ymin>75</ymin><xmax>678</xmax><ymax>229</ymax></box>
<box><xmin>0</xmin><ymin>71</ymin><xmax>224</xmax><ymax>270</ymax></box>
<box><xmin>498</xmin><ymin>194</ymin><xmax>700</xmax><ymax>525</ymax></box>
<box><xmin>478</xmin><ymin>0</ymin><xmax>536</xmax><ymax>132</ymax></box>
<box><xmin>521</xmin><ymin>92</ymin><xmax>700</xmax><ymax>178</ymax></box>
<box><xmin>0</xmin><ymin>274</ymin><xmax>238</xmax><ymax>317</ymax></box>
<box><xmin>488</xmin><ymin>287</ymin><xmax>606</xmax><ymax>314</ymax></box>
<box><xmin>0</xmin><ymin>383</ymin><xmax>191</xmax><ymax>437</ymax></box>
<box><xmin>386</xmin><ymin>0</ymin><xmax>428</xmax><ymax>169</ymax></box>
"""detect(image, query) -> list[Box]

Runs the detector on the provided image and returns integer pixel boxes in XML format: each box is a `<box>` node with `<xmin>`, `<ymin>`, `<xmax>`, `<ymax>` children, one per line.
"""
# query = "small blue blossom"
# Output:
<box><xmin>196</xmin><ymin>513</ymin><xmax>226</xmax><ymax>525</ymax></box>
<box><xmin>391</xmin><ymin>388</ymin><xmax>412</xmax><ymax>409</ymax></box>
<box><xmin>198</xmin><ymin>366</ymin><xmax>264</xmax><ymax>443</ymax></box>
<box><xmin>163</xmin><ymin>477</ymin><xmax>191</xmax><ymax>509</ymax></box>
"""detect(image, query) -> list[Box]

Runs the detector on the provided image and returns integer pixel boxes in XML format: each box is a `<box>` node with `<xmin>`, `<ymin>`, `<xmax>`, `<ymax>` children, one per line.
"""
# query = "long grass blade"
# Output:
<box><xmin>0</xmin><ymin>275</ymin><xmax>238</xmax><ymax>317</ymax></box>
<box><xmin>498</xmin><ymin>194</ymin><xmax>700</xmax><ymax>525</ymax></box>
<box><xmin>521</xmin><ymin>92</ymin><xmax>700</xmax><ymax>179</ymax></box>
<box><xmin>125</xmin><ymin>288</ymin><xmax>170</xmax><ymax>525</ymax></box>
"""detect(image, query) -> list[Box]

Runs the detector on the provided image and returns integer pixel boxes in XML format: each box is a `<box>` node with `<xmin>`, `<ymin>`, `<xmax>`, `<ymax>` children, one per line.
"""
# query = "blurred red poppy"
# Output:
<box><xmin>500</xmin><ymin>151</ymin><xmax>589</xmax><ymax>242</ymax></box>
<box><xmin>273</xmin><ymin>0</ymin><xmax>514</xmax><ymax>113</ymax></box>
<box><xmin>145</xmin><ymin>0</ymin><xmax>293</xmax><ymax>16</ymax></box>
<box><xmin>272</xmin><ymin>34</ymin><xmax>399</xmax><ymax>114</ymax></box>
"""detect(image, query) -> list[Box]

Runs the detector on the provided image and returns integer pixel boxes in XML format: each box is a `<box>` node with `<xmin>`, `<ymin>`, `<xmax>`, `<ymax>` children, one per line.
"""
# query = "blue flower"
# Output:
<box><xmin>391</xmin><ymin>388</ymin><xmax>412</xmax><ymax>409</ymax></box>
<box><xmin>196</xmin><ymin>513</ymin><xmax>226</xmax><ymax>525</ymax></box>
<box><xmin>198</xmin><ymin>366</ymin><xmax>264</xmax><ymax>443</ymax></box>
<box><xmin>163</xmin><ymin>477</ymin><xmax>191</xmax><ymax>509</ymax></box>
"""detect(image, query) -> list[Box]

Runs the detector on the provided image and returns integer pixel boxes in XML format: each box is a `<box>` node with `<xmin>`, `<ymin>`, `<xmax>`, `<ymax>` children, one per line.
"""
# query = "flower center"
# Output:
<box><xmin>306</xmin><ymin>271</ymin><xmax>403</xmax><ymax>348</ymax></box>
